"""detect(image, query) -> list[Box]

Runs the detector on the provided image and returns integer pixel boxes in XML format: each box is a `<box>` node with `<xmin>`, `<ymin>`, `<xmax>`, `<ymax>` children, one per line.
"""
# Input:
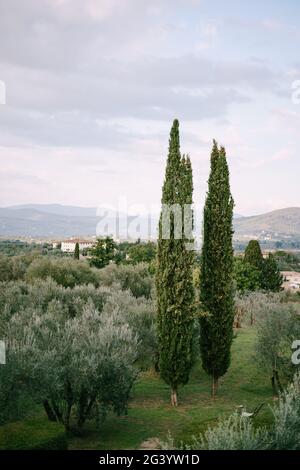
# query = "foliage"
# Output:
<box><xmin>0</xmin><ymin>417</ymin><xmax>67</xmax><ymax>450</ymax></box>
<box><xmin>200</xmin><ymin>141</ymin><xmax>235</xmax><ymax>396</ymax></box>
<box><xmin>244</xmin><ymin>240</ymin><xmax>264</xmax><ymax>271</ymax></box>
<box><xmin>255</xmin><ymin>300</ymin><xmax>300</xmax><ymax>394</ymax></box>
<box><xmin>270</xmin><ymin>373</ymin><xmax>300</xmax><ymax>449</ymax></box>
<box><xmin>25</xmin><ymin>257</ymin><xmax>99</xmax><ymax>288</ymax></box>
<box><xmin>126</xmin><ymin>241</ymin><xmax>156</xmax><ymax>264</ymax></box>
<box><xmin>239</xmin><ymin>243</ymin><xmax>283</xmax><ymax>293</ymax></box>
<box><xmin>74</xmin><ymin>242</ymin><xmax>80</xmax><ymax>260</ymax></box>
<box><xmin>156</xmin><ymin>119</ymin><xmax>195</xmax><ymax>405</ymax></box>
<box><xmin>2</xmin><ymin>303</ymin><xmax>138</xmax><ymax>432</ymax></box>
<box><xmin>89</xmin><ymin>237</ymin><xmax>116</xmax><ymax>269</ymax></box>
<box><xmin>233</xmin><ymin>258</ymin><xmax>261</xmax><ymax>293</ymax></box>
<box><xmin>176</xmin><ymin>373</ymin><xmax>300</xmax><ymax>450</ymax></box>
<box><xmin>186</xmin><ymin>413</ymin><xmax>267</xmax><ymax>450</ymax></box>
<box><xmin>101</xmin><ymin>289</ymin><xmax>157</xmax><ymax>369</ymax></box>
<box><xmin>273</xmin><ymin>250</ymin><xmax>300</xmax><ymax>272</ymax></box>
<box><xmin>261</xmin><ymin>253</ymin><xmax>283</xmax><ymax>292</ymax></box>
<box><xmin>98</xmin><ymin>262</ymin><xmax>153</xmax><ymax>299</ymax></box>
<box><xmin>0</xmin><ymin>254</ymin><xmax>35</xmax><ymax>282</ymax></box>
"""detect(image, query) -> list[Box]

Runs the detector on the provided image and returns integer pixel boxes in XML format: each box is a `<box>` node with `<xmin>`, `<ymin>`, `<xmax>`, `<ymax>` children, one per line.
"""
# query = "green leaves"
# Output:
<box><xmin>156</xmin><ymin>120</ymin><xmax>195</xmax><ymax>401</ymax></box>
<box><xmin>200</xmin><ymin>140</ymin><xmax>235</xmax><ymax>388</ymax></box>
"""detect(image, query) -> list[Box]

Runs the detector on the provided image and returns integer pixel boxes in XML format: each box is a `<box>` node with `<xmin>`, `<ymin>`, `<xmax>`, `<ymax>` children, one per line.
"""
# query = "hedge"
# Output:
<box><xmin>0</xmin><ymin>417</ymin><xmax>67</xmax><ymax>450</ymax></box>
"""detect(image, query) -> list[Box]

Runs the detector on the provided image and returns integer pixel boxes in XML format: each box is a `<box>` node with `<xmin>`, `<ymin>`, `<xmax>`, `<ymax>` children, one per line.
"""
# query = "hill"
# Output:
<box><xmin>234</xmin><ymin>207</ymin><xmax>300</xmax><ymax>238</ymax></box>
<box><xmin>1</xmin><ymin>205</ymin><xmax>300</xmax><ymax>241</ymax></box>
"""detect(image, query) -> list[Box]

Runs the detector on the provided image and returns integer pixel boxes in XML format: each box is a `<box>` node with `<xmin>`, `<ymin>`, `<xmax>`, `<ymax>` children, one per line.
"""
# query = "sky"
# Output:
<box><xmin>0</xmin><ymin>0</ymin><xmax>300</xmax><ymax>216</ymax></box>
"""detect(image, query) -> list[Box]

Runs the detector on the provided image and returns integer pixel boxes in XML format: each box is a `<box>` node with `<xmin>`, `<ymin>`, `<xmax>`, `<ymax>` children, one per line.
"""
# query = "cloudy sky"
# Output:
<box><xmin>0</xmin><ymin>0</ymin><xmax>300</xmax><ymax>215</ymax></box>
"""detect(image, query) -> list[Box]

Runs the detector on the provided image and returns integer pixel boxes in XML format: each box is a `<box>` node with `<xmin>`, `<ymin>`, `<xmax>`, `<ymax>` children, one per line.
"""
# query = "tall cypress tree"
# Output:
<box><xmin>74</xmin><ymin>242</ymin><xmax>80</xmax><ymax>260</ymax></box>
<box><xmin>156</xmin><ymin>119</ymin><xmax>195</xmax><ymax>406</ymax></box>
<box><xmin>200</xmin><ymin>141</ymin><xmax>235</xmax><ymax>398</ymax></box>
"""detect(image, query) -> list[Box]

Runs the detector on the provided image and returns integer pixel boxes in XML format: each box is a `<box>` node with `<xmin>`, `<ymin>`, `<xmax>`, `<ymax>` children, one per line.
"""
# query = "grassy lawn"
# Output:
<box><xmin>69</xmin><ymin>327</ymin><xmax>274</xmax><ymax>450</ymax></box>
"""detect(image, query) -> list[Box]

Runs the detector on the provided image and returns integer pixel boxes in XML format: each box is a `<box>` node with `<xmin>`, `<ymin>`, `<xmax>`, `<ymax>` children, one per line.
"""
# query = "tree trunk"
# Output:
<box><xmin>43</xmin><ymin>400</ymin><xmax>57</xmax><ymax>422</ymax></box>
<box><xmin>51</xmin><ymin>401</ymin><xmax>63</xmax><ymax>423</ymax></box>
<box><xmin>271</xmin><ymin>373</ymin><xmax>279</xmax><ymax>397</ymax></box>
<box><xmin>212</xmin><ymin>376</ymin><xmax>218</xmax><ymax>399</ymax></box>
<box><xmin>275</xmin><ymin>370</ymin><xmax>283</xmax><ymax>393</ymax></box>
<box><xmin>171</xmin><ymin>388</ymin><xmax>178</xmax><ymax>406</ymax></box>
<box><xmin>64</xmin><ymin>402</ymin><xmax>73</xmax><ymax>432</ymax></box>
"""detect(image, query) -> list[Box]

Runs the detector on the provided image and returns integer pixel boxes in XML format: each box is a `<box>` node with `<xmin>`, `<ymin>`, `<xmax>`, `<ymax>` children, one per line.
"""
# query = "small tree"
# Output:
<box><xmin>90</xmin><ymin>237</ymin><xmax>116</xmax><ymax>269</ymax></box>
<box><xmin>244</xmin><ymin>240</ymin><xmax>264</xmax><ymax>271</ymax></box>
<box><xmin>233</xmin><ymin>258</ymin><xmax>261</xmax><ymax>293</ymax></box>
<box><xmin>74</xmin><ymin>242</ymin><xmax>80</xmax><ymax>260</ymax></box>
<box><xmin>3</xmin><ymin>302</ymin><xmax>138</xmax><ymax>432</ymax></box>
<box><xmin>261</xmin><ymin>253</ymin><xmax>283</xmax><ymax>292</ymax></box>
<box><xmin>255</xmin><ymin>301</ymin><xmax>300</xmax><ymax>395</ymax></box>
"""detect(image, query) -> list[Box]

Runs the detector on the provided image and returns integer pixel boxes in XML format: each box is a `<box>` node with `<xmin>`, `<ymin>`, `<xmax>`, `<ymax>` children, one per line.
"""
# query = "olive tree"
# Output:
<box><xmin>255</xmin><ymin>301</ymin><xmax>300</xmax><ymax>395</ymax></box>
<box><xmin>3</xmin><ymin>302</ymin><xmax>138</xmax><ymax>432</ymax></box>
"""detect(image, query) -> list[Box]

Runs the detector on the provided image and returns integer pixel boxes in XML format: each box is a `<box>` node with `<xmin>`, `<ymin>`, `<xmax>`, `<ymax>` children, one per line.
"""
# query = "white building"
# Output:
<box><xmin>61</xmin><ymin>239</ymin><xmax>94</xmax><ymax>253</ymax></box>
<box><xmin>282</xmin><ymin>271</ymin><xmax>300</xmax><ymax>290</ymax></box>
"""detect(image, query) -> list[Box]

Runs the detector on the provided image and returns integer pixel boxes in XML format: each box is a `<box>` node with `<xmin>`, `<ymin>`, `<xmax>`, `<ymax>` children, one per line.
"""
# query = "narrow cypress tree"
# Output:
<box><xmin>74</xmin><ymin>242</ymin><xmax>80</xmax><ymax>260</ymax></box>
<box><xmin>156</xmin><ymin>119</ymin><xmax>195</xmax><ymax>406</ymax></box>
<box><xmin>200</xmin><ymin>141</ymin><xmax>235</xmax><ymax>398</ymax></box>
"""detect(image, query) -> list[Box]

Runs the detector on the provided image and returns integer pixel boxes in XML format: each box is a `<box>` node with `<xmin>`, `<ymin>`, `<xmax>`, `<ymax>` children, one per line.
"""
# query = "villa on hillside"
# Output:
<box><xmin>61</xmin><ymin>239</ymin><xmax>95</xmax><ymax>253</ymax></box>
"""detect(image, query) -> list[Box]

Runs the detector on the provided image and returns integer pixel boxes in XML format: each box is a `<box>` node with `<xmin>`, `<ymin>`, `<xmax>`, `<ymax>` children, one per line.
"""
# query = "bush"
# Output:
<box><xmin>0</xmin><ymin>418</ymin><xmax>67</xmax><ymax>450</ymax></box>
<box><xmin>101</xmin><ymin>288</ymin><xmax>157</xmax><ymax>369</ymax></box>
<box><xmin>255</xmin><ymin>301</ymin><xmax>300</xmax><ymax>394</ymax></box>
<box><xmin>270</xmin><ymin>373</ymin><xmax>300</xmax><ymax>449</ymax></box>
<box><xmin>189</xmin><ymin>413</ymin><xmax>267</xmax><ymax>450</ymax></box>
<box><xmin>98</xmin><ymin>263</ymin><xmax>153</xmax><ymax>298</ymax></box>
<box><xmin>25</xmin><ymin>257</ymin><xmax>99</xmax><ymax>288</ymax></box>
<box><xmin>3</xmin><ymin>302</ymin><xmax>138</xmax><ymax>432</ymax></box>
<box><xmin>0</xmin><ymin>254</ymin><xmax>34</xmax><ymax>282</ymax></box>
<box><xmin>162</xmin><ymin>373</ymin><xmax>300</xmax><ymax>450</ymax></box>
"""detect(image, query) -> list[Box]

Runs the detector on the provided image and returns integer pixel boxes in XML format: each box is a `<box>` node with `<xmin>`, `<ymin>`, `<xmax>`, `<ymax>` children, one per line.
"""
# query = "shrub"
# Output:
<box><xmin>161</xmin><ymin>373</ymin><xmax>300</xmax><ymax>450</ymax></box>
<box><xmin>101</xmin><ymin>288</ymin><xmax>157</xmax><ymax>369</ymax></box>
<box><xmin>3</xmin><ymin>302</ymin><xmax>138</xmax><ymax>432</ymax></box>
<box><xmin>0</xmin><ymin>418</ymin><xmax>67</xmax><ymax>450</ymax></box>
<box><xmin>255</xmin><ymin>301</ymin><xmax>300</xmax><ymax>394</ymax></box>
<box><xmin>270</xmin><ymin>373</ymin><xmax>300</xmax><ymax>449</ymax></box>
<box><xmin>98</xmin><ymin>263</ymin><xmax>153</xmax><ymax>298</ymax></box>
<box><xmin>25</xmin><ymin>257</ymin><xmax>99</xmax><ymax>288</ymax></box>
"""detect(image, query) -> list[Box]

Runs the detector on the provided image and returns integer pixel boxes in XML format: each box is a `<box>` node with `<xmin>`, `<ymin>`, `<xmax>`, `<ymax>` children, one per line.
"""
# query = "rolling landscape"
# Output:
<box><xmin>1</xmin><ymin>204</ymin><xmax>300</xmax><ymax>243</ymax></box>
<box><xmin>1</xmin><ymin>0</ymin><xmax>300</xmax><ymax>461</ymax></box>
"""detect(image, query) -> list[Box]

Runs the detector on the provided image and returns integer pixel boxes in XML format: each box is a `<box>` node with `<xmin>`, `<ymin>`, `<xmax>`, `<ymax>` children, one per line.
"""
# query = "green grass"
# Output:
<box><xmin>69</xmin><ymin>327</ymin><xmax>274</xmax><ymax>450</ymax></box>
<box><xmin>0</xmin><ymin>417</ymin><xmax>67</xmax><ymax>450</ymax></box>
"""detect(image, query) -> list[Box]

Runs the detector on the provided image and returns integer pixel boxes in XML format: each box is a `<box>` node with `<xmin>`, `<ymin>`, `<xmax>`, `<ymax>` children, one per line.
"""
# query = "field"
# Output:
<box><xmin>68</xmin><ymin>328</ymin><xmax>273</xmax><ymax>450</ymax></box>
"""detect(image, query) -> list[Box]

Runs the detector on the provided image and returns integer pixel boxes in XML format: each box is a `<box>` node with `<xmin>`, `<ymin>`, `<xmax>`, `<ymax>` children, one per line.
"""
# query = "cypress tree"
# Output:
<box><xmin>156</xmin><ymin>119</ymin><xmax>195</xmax><ymax>406</ymax></box>
<box><xmin>244</xmin><ymin>240</ymin><xmax>264</xmax><ymax>270</ymax></box>
<box><xmin>74</xmin><ymin>242</ymin><xmax>80</xmax><ymax>260</ymax></box>
<box><xmin>200</xmin><ymin>141</ymin><xmax>235</xmax><ymax>398</ymax></box>
<box><xmin>261</xmin><ymin>253</ymin><xmax>283</xmax><ymax>292</ymax></box>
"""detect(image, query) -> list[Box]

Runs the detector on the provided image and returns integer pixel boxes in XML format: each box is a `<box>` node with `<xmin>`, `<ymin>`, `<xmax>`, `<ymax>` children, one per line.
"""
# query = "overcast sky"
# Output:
<box><xmin>0</xmin><ymin>0</ymin><xmax>300</xmax><ymax>215</ymax></box>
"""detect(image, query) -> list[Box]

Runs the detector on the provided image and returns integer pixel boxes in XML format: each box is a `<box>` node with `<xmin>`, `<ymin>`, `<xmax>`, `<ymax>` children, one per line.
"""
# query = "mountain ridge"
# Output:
<box><xmin>1</xmin><ymin>205</ymin><xmax>300</xmax><ymax>240</ymax></box>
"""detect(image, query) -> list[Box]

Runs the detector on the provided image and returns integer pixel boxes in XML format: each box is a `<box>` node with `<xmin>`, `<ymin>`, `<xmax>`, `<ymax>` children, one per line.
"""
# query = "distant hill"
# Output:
<box><xmin>8</xmin><ymin>204</ymin><xmax>98</xmax><ymax>217</ymax></box>
<box><xmin>1</xmin><ymin>204</ymin><xmax>300</xmax><ymax>240</ymax></box>
<box><xmin>0</xmin><ymin>205</ymin><xmax>155</xmax><ymax>239</ymax></box>
<box><xmin>234</xmin><ymin>207</ymin><xmax>300</xmax><ymax>238</ymax></box>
